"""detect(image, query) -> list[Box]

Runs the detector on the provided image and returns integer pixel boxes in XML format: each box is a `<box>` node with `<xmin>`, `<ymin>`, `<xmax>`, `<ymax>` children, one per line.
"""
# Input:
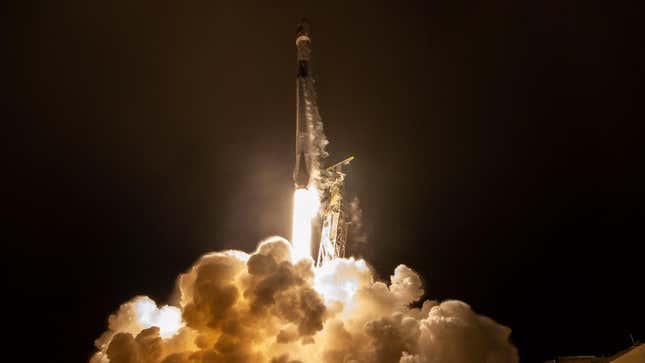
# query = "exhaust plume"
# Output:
<box><xmin>91</xmin><ymin>237</ymin><xmax>518</xmax><ymax>363</ymax></box>
<box><xmin>291</xmin><ymin>187</ymin><xmax>320</xmax><ymax>262</ymax></box>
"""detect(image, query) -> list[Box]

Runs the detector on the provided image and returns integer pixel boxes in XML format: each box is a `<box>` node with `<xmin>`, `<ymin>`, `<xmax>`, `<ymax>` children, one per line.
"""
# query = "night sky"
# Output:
<box><xmin>5</xmin><ymin>1</ymin><xmax>643</xmax><ymax>362</ymax></box>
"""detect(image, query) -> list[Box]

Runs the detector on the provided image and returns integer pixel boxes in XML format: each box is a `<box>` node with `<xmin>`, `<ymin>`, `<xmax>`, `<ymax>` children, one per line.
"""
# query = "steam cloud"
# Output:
<box><xmin>91</xmin><ymin>237</ymin><xmax>518</xmax><ymax>363</ymax></box>
<box><xmin>348</xmin><ymin>197</ymin><xmax>368</xmax><ymax>253</ymax></box>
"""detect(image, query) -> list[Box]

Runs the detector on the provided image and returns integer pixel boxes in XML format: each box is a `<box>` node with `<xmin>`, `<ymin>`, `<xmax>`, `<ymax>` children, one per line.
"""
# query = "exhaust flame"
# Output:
<box><xmin>290</xmin><ymin>187</ymin><xmax>320</xmax><ymax>262</ymax></box>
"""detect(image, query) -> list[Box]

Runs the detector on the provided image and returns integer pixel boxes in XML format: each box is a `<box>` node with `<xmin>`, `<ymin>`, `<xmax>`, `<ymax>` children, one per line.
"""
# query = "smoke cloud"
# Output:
<box><xmin>302</xmin><ymin>77</ymin><xmax>329</xmax><ymax>189</ymax></box>
<box><xmin>91</xmin><ymin>237</ymin><xmax>518</xmax><ymax>363</ymax></box>
<box><xmin>348</xmin><ymin>197</ymin><xmax>368</xmax><ymax>253</ymax></box>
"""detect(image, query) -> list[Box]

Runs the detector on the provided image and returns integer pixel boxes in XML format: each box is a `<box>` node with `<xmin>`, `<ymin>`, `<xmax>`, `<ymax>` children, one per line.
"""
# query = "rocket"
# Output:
<box><xmin>293</xmin><ymin>18</ymin><xmax>314</xmax><ymax>189</ymax></box>
<box><xmin>290</xmin><ymin>18</ymin><xmax>354</xmax><ymax>266</ymax></box>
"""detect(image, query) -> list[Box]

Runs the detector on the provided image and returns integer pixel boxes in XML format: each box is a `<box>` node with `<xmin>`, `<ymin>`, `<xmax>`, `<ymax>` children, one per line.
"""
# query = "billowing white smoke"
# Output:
<box><xmin>91</xmin><ymin>237</ymin><xmax>518</xmax><ymax>363</ymax></box>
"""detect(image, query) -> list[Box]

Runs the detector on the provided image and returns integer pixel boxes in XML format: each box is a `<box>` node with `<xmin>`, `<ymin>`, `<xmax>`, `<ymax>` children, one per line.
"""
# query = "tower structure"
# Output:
<box><xmin>316</xmin><ymin>157</ymin><xmax>353</xmax><ymax>266</ymax></box>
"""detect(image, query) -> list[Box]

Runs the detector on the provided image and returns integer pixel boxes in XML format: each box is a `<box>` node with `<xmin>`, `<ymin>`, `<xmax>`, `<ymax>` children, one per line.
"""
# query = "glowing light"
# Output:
<box><xmin>135</xmin><ymin>297</ymin><xmax>183</xmax><ymax>338</ymax></box>
<box><xmin>291</xmin><ymin>187</ymin><xmax>320</xmax><ymax>261</ymax></box>
<box><xmin>313</xmin><ymin>258</ymin><xmax>370</xmax><ymax>308</ymax></box>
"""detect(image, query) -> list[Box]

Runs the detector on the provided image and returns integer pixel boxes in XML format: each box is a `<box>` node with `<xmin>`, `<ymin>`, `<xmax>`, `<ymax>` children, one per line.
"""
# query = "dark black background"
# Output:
<box><xmin>4</xmin><ymin>1</ymin><xmax>643</xmax><ymax>362</ymax></box>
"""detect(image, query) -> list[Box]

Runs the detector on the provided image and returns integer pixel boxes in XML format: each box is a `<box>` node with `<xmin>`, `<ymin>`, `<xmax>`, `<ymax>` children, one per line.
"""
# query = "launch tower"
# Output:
<box><xmin>317</xmin><ymin>157</ymin><xmax>353</xmax><ymax>266</ymax></box>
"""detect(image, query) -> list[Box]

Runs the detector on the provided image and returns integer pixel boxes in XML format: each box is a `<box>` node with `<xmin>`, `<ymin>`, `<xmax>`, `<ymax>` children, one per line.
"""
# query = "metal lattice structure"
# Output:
<box><xmin>316</xmin><ymin>157</ymin><xmax>353</xmax><ymax>267</ymax></box>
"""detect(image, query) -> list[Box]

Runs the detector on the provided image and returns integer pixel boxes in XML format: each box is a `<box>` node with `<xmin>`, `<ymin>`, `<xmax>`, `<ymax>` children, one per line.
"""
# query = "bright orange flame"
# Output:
<box><xmin>291</xmin><ymin>187</ymin><xmax>320</xmax><ymax>262</ymax></box>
